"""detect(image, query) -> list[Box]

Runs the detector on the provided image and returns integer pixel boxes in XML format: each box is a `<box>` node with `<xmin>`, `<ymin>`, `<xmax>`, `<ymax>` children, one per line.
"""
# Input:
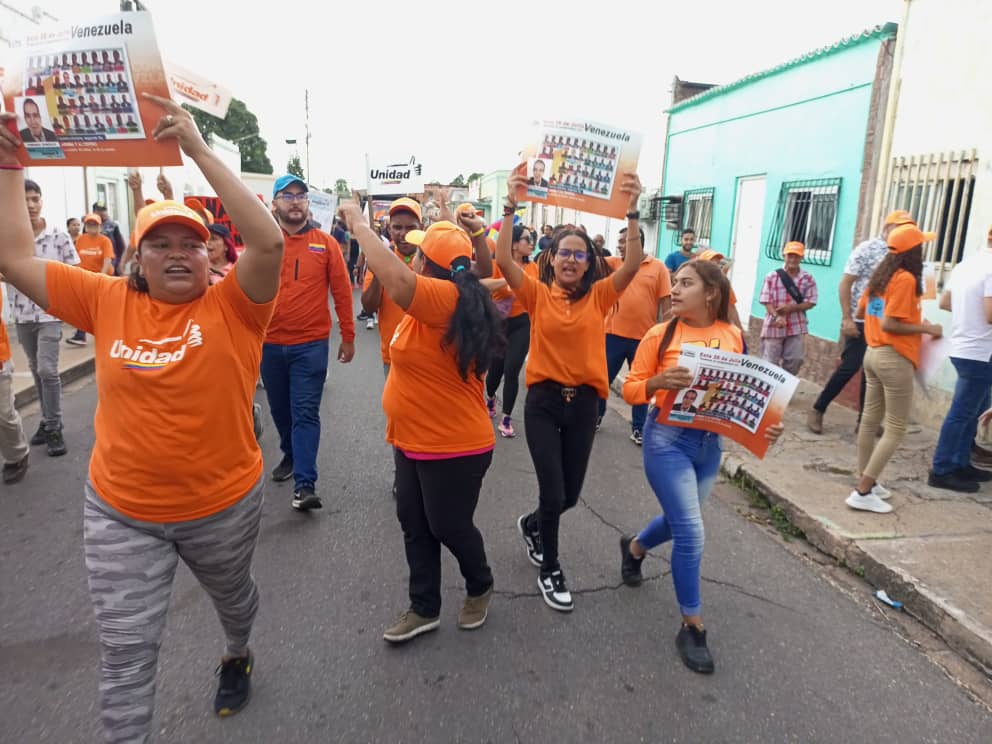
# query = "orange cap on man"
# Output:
<box><xmin>783</xmin><ymin>241</ymin><xmax>805</xmax><ymax>257</ymax></box>
<box><xmin>887</xmin><ymin>224</ymin><xmax>936</xmax><ymax>254</ymax></box>
<box><xmin>389</xmin><ymin>197</ymin><xmax>423</xmax><ymax>222</ymax></box>
<box><xmin>134</xmin><ymin>200</ymin><xmax>212</xmax><ymax>245</ymax></box>
<box><xmin>405</xmin><ymin>221</ymin><xmax>472</xmax><ymax>272</ymax></box>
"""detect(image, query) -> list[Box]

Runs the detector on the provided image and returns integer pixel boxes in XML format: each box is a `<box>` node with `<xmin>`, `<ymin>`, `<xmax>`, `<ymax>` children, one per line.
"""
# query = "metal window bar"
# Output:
<box><xmin>764</xmin><ymin>178</ymin><xmax>842</xmax><ymax>266</ymax></box>
<box><xmin>678</xmin><ymin>188</ymin><xmax>715</xmax><ymax>246</ymax></box>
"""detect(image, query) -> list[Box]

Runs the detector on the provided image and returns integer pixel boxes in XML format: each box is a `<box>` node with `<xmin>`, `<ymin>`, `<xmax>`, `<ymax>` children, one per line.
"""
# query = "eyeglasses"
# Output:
<box><xmin>278</xmin><ymin>193</ymin><xmax>309</xmax><ymax>203</ymax></box>
<box><xmin>556</xmin><ymin>248</ymin><xmax>587</xmax><ymax>262</ymax></box>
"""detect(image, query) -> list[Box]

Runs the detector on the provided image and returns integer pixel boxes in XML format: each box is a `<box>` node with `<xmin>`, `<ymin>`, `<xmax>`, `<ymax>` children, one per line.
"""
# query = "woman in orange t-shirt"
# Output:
<box><xmin>0</xmin><ymin>98</ymin><xmax>283</xmax><ymax>737</ymax></box>
<box><xmin>620</xmin><ymin>260</ymin><xmax>783</xmax><ymax>673</ymax></box>
<box><xmin>340</xmin><ymin>203</ymin><xmax>503</xmax><ymax>645</ymax></box>
<box><xmin>497</xmin><ymin>169</ymin><xmax>644</xmax><ymax>613</ymax></box>
<box><xmin>850</xmin><ymin>224</ymin><xmax>942</xmax><ymax>514</ymax></box>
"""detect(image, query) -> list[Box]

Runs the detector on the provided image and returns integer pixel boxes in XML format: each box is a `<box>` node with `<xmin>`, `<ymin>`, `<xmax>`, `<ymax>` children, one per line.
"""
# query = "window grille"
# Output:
<box><xmin>764</xmin><ymin>178</ymin><xmax>841</xmax><ymax>265</ymax></box>
<box><xmin>679</xmin><ymin>188</ymin><xmax>714</xmax><ymax>246</ymax></box>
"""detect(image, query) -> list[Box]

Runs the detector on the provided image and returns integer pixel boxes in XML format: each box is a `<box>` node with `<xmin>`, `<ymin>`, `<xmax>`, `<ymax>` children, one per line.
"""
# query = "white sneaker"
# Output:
<box><xmin>538</xmin><ymin>569</ymin><xmax>573</xmax><ymax>612</ymax></box>
<box><xmin>366</xmin><ymin>318</ymin><xmax>375</xmax><ymax>330</ymax></box>
<box><xmin>845</xmin><ymin>490</ymin><xmax>893</xmax><ymax>514</ymax></box>
<box><xmin>871</xmin><ymin>483</ymin><xmax>891</xmax><ymax>500</ymax></box>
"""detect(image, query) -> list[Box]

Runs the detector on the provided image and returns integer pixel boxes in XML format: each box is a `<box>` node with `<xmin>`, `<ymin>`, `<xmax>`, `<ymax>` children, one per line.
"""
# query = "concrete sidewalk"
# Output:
<box><xmin>7</xmin><ymin>322</ymin><xmax>95</xmax><ymax>410</ymax></box>
<box><xmin>611</xmin><ymin>372</ymin><xmax>992</xmax><ymax>678</ymax></box>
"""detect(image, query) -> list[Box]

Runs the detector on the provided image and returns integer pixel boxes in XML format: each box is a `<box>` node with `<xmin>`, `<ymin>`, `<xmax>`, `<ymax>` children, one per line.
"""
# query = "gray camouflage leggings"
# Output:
<box><xmin>83</xmin><ymin>479</ymin><xmax>264</xmax><ymax>744</ymax></box>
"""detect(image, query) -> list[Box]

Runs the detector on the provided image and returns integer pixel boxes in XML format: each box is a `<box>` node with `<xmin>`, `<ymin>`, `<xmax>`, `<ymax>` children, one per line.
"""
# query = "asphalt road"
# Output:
<box><xmin>2</xmin><ymin>318</ymin><xmax>990</xmax><ymax>743</ymax></box>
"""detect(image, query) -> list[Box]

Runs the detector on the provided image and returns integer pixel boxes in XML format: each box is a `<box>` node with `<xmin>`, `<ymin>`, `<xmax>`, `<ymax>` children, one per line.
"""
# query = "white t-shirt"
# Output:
<box><xmin>948</xmin><ymin>248</ymin><xmax>992</xmax><ymax>361</ymax></box>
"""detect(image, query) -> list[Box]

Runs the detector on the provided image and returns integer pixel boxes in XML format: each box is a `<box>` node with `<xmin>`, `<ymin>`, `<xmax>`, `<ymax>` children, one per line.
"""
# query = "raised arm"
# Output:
<box><xmin>496</xmin><ymin>167</ymin><xmax>527</xmax><ymax>289</ymax></box>
<box><xmin>454</xmin><ymin>205</ymin><xmax>492</xmax><ymax>278</ymax></box>
<box><xmin>340</xmin><ymin>201</ymin><xmax>417</xmax><ymax>310</ymax></box>
<box><xmin>144</xmin><ymin>94</ymin><xmax>283</xmax><ymax>304</ymax></box>
<box><xmin>611</xmin><ymin>173</ymin><xmax>644</xmax><ymax>293</ymax></box>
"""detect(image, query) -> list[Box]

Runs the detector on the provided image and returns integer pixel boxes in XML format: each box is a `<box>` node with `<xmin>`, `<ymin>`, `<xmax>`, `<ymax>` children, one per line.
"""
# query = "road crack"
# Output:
<box><xmin>490</xmin><ymin>571</ymin><xmax>671</xmax><ymax>600</ymax></box>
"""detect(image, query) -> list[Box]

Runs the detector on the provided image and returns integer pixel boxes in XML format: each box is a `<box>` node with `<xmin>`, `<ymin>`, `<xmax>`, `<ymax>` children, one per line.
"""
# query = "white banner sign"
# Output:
<box><xmin>165</xmin><ymin>62</ymin><xmax>232</xmax><ymax>119</ymax></box>
<box><xmin>308</xmin><ymin>190</ymin><xmax>338</xmax><ymax>232</ymax></box>
<box><xmin>367</xmin><ymin>155</ymin><xmax>424</xmax><ymax>196</ymax></box>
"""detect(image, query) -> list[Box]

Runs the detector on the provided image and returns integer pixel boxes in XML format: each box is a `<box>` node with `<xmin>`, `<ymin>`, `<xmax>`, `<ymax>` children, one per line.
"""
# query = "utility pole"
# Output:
<box><xmin>304</xmin><ymin>88</ymin><xmax>311</xmax><ymax>186</ymax></box>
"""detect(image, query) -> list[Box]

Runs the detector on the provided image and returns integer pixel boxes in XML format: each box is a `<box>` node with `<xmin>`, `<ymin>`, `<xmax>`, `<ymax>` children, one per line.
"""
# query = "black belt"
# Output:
<box><xmin>533</xmin><ymin>380</ymin><xmax>595</xmax><ymax>403</ymax></box>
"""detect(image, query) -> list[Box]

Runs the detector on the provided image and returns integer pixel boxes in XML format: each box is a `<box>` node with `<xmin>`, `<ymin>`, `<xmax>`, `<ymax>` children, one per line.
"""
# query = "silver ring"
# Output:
<box><xmin>165</xmin><ymin>115</ymin><xmax>174</xmax><ymax>124</ymax></box>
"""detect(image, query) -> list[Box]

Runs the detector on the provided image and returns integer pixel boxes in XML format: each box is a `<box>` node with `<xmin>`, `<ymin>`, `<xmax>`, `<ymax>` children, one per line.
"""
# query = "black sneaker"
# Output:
<box><xmin>45</xmin><ymin>427</ymin><xmax>67</xmax><ymax>457</ymax></box>
<box><xmin>517</xmin><ymin>513</ymin><xmax>543</xmax><ymax>568</ymax></box>
<box><xmin>630</xmin><ymin>429</ymin><xmax>643</xmax><ymax>446</ymax></box>
<box><xmin>252</xmin><ymin>403</ymin><xmax>263</xmax><ymax>442</ymax></box>
<box><xmin>214</xmin><ymin>649</ymin><xmax>253</xmax><ymax>717</ymax></box>
<box><xmin>29</xmin><ymin>424</ymin><xmax>46</xmax><ymax>447</ymax></box>
<box><xmin>271</xmin><ymin>454</ymin><xmax>293</xmax><ymax>482</ymax></box>
<box><xmin>619</xmin><ymin>534</ymin><xmax>644</xmax><ymax>587</ymax></box>
<box><xmin>65</xmin><ymin>332</ymin><xmax>86</xmax><ymax>346</ymax></box>
<box><xmin>538</xmin><ymin>569</ymin><xmax>573</xmax><ymax>612</ymax></box>
<box><xmin>956</xmin><ymin>464</ymin><xmax>992</xmax><ymax>483</ymax></box>
<box><xmin>927</xmin><ymin>470</ymin><xmax>980</xmax><ymax>493</ymax></box>
<box><xmin>2</xmin><ymin>454</ymin><xmax>29</xmax><ymax>484</ymax></box>
<box><xmin>676</xmin><ymin>624</ymin><xmax>715</xmax><ymax>674</ymax></box>
<box><xmin>292</xmin><ymin>486</ymin><xmax>322</xmax><ymax>511</ymax></box>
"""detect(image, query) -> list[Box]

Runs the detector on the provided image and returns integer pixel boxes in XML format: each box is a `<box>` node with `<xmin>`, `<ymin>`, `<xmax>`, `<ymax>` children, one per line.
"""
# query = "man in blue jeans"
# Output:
<box><xmin>929</xmin><ymin>226</ymin><xmax>992</xmax><ymax>493</ymax></box>
<box><xmin>262</xmin><ymin>175</ymin><xmax>355</xmax><ymax>511</ymax></box>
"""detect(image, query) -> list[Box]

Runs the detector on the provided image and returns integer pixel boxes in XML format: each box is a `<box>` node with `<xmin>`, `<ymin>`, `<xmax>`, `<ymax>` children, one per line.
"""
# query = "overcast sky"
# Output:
<box><xmin>17</xmin><ymin>0</ymin><xmax>903</xmax><ymax>190</ymax></box>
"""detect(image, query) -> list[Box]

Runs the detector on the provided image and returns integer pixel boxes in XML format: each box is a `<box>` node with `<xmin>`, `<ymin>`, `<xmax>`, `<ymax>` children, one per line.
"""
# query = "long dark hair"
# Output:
<box><xmin>656</xmin><ymin>260</ymin><xmax>734</xmax><ymax>360</ymax></box>
<box><xmin>537</xmin><ymin>228</ymin><xmax>611</xmax><ymax>300</ymax></box>
<box><xmin>866</xmin><ymin>246</ymin><xmax>923</xmax><ymax>298</ymax></box>
<box><xmin>423</xmin><ymin>256</ymin><xmax>506</xmax><ymax>381</ymax></box>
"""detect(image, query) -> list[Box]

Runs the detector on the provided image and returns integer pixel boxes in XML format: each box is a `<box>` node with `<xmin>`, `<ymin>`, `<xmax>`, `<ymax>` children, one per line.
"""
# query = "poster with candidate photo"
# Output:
<box><xmin>516</xmin><ymin>118</ymin><xmax>642</xmax><ymax>219</ymax></box>
<box><xmin>658</xmin><ymin>347</ymin><xmax>798</xmax><ymax>459</ymax></box>
<box><xmin>1</xmin><ymin>12</ymin><xmax>181</xmax><ymax>167</ymax></box>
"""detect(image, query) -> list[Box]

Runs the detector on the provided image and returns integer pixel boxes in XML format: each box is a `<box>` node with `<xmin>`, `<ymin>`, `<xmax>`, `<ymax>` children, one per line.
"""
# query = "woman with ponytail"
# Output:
<box><xmin>621</xmin><ymin>260</ymin><xmax>783</xmax><ymax>674</ymax></box>
<box><xmin>339</xmin><ymin>203</ymin><xmax>504</xmax><ymax>645</ymax></box>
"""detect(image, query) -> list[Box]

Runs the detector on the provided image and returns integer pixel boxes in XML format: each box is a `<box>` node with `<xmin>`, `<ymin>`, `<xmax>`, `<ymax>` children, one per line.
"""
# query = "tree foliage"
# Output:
<box><xmin>467</xmin><ymin>172</ymin><xmax>484</xmax><ymax>184</ymax></box>
<box><xmin>184</xmin><ymin>98</ymin><xmax>274</xmax><ymax>175</ymax></box>
<box><xmin>287</xmin><ymin>154</ymin><xmax>305</xmax><ymax>179</ymax></box>
<box><xmin>450</xmin><ymin>174</ymin><xmax>466</xmax><ymax>187</ymax></box>
<box><xmin>334</xmin><ymin>178</ymin><xmax>351</xmax><ymax>196</ymax></box>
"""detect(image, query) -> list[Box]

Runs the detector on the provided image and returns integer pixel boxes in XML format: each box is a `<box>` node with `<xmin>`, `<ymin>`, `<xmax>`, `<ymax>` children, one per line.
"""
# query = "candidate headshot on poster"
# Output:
<box><xmin>17</xmin><ymin>96</ymin><xmax>58</xmax><ymax>143</ymax></box>
<box><xmin>527</xmin><ymin>157</ymin><xmax>549</xmax><ymax>195</ymax></box>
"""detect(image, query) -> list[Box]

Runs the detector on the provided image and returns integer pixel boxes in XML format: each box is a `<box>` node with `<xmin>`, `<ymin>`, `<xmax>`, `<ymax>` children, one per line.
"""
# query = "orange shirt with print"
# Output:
<box><xmin>382</xmin><ymin>275</ymin><xmax>495</xmax><ymax>454</ymax></box>
<box><xmin>46</xmin><ymin>261</ymin><xmax>275</xmax><ymax>522</ymax></box>
<box><xmin>859</xmin><ymin>269</ymin><xmax>922</xmax><ymax>366</ymax></box>
<box><xmin>364</xmin><ymin>248</ymin><xmax>415</xmax><ymax>364</ymax></box>
<box><xmin>604</xmin><ymin>256</ymin><xmax>671</xmax><ymax>340</ymax></box>
<box><xmin>623</xmin><ymin>319</ymin><xmax>743</xmax><ymax>412</ymax></box>
<box><xmin>515</xmin><ymin>272</ymin><xmax>622</xmax><ymax>399</ymax></box>
<box><xmin>75</xmin><ymin>233</ymin><xmax>113</xmax><ymax>273</ymax></box>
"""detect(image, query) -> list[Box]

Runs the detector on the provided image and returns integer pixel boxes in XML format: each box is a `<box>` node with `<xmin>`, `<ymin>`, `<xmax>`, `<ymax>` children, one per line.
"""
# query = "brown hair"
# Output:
<box><xmin>866</xmin><ymin>246</ymin><xmax>923</xmax><ymax>299</ymax></box>
<box><xmin>656</xmin><ymin>260</ymin><xmax>734</xmax><ymax>361</ymax></box>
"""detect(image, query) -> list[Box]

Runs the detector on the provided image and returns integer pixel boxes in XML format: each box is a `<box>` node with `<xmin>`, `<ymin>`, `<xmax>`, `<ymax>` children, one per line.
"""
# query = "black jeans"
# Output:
<box><xmin>813</xmin><ymin>323</ymin><xmax>867</xmax><ymax>418</ymax></box>
<box><xmin>486</xmin><ymin>314</ymin><xmax>531</xmax><ymax>417</ymax></box>
<box><xmin>393</xmin><ymin>449</ymin><xmax>494</xmax><ymax>618</ymax></box>
<box><xmin>524</xmin><ymin>382</ymin><xmax>599</xmax><ymax>572</ymax></box>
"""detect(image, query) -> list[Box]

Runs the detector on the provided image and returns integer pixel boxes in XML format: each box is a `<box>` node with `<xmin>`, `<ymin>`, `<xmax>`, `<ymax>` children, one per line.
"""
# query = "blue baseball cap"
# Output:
<box><xmin>273</xmin><ymin>174</ymin><xmax>308</xmax><ymax>198</ymax></box>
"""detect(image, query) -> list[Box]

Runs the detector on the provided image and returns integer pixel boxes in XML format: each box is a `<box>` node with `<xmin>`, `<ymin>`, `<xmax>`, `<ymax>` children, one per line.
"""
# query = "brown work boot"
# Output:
<box><xmin>383</xmin><ymin>610</ymin><xmax>439</xmax><ymax>644</ymax></box>
<box><xmin>457</xmin><ymin>587</ymin><xmax>494</xmax><ymax>630</ymax></box>
<box><xmin>806</xmin><ymin>409</ymin><xmax>824</xmax><ymax>434</ymax></box>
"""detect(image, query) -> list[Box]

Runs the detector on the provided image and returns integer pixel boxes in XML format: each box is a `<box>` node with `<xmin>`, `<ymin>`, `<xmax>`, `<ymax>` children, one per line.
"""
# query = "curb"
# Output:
<box><xmin>14</xmin><ymin>357</ymin><xmax>95</xmax><ymax>411</ymax></box>
<box><xmin>721</xmin><ymin>454</ymin><xmax>992</xmax><ymax>678</ymax></box>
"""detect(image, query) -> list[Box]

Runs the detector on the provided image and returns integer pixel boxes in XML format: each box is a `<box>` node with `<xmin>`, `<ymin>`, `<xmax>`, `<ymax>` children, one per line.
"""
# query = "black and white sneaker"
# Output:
<box><xmin>538</xmin><ymin>569</ymin><xmax>573</xmax><ymax>612</ymax></box>
<box><xmin>271</xmin><ymin>454</ymin><xmax>294</xmax><ymax>482</ymax></box>
<box><xmin>619</xmin><ymin>534</ymin><xmax>644</xmax><ymax>587</ymax></box>
<box><xmin>517</xmin><ymin>513</ymin><xmax>543</xmax><ymax>568</ymax></box>
<box><xmin>292</xmin><ymin>486</ymin><xmax>322</xmax><ymax>511</ymax></box>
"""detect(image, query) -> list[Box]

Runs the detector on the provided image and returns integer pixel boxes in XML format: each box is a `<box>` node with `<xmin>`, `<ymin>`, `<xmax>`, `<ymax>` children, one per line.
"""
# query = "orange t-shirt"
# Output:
<box><xmin>515</xmin><ymin>272</ymin><xmax>622</xmax><ymax>398</ymax></box>
<box><xmin>382</xmin><ymin>275</ymin><xmax>495</xmax><ymax>454</ymax></box>
<box><xmin>859</xmin><ymin>269</ymin><xmax>922</xmax><ymax>366</ymax></box>
<box><xmin>75</xmin><ymin>233</ymin><xmax>113</xmax><ymax>273</ymax></box>
<box><xmin>604</xmin><ymin>256</ymin><xmax>672</xmax><ymax>340</ymax></box>
<box><xmin>45</xmin><ymin>261</ymin><xmax>275</xmax><ymax>522</ymax></box>
<box><xmin>0</xmin><ymin>322</ymin><xmax>10</xmax><ymax>364</ymax></box>
<box><xmin>623</xmin><ymin>319</ymin><xmax>744</xmax><ymax>410</ymax></box>
<box><xmin>363</xmin><ymin>249</ymin><xmax>415</xmax><ymax>364</ymax></box>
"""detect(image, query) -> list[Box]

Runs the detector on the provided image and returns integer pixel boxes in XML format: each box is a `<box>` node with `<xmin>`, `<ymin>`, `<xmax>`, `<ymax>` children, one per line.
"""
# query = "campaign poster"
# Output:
<box><xmin>1</xmin><ymin>12</ymin><xmax>182</xmax><ymax>167</ymax></box>
<box><xmin>516</xmin><ymin>118</ymin><xmax>642</xmax><ymax>219</ymax></box>
<box><xmin>657</xmin><ymin>347</ymin><xmax>798</xmax><ymax>459</ymax></box>
<box><xmin>367</xmin><ymin>155</ymin><xmax>424</xmax><ymax>196</ymax></box>
<box><xmin>307</xmin><ymin>190</ymin><xmax>338</xmax><ymax>232</ymax></box>
<box><xmin>164</xmin><ymin>61</ymin><xmax>232</xmax><ymax>120</ymax></box>
<box><xmin>370</xmin><ymin>199</ymin><xmax>393</xmax><ymax>222</ymax></box>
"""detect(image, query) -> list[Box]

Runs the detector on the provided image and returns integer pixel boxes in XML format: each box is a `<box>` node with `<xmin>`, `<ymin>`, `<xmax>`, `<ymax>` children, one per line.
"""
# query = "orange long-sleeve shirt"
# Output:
<box><xmin>266</xmin><ymin>224</ymin><xmax>355</xmax><ymax>345</ymax></box>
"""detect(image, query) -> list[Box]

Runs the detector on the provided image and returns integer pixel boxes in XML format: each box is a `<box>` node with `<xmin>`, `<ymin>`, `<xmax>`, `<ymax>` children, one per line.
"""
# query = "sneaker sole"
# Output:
<box><xmin>457</xmin><ymin>610</ymin><xmax>489</xmax><ymax>630</ymax></box>
<box><xmin>271</xmin><ymin>471</ymin><xmax>294</xmax><ymax>483</ymax></box>
<box><xmin>216</xmin><ymin>687</ymin><xmax>252</xmax><ymax>717</ymax></box>
<box><xmin>292</xmin><ymin>498</ymin><xmax>322</xmax><ymax>511</ymax></box>
<box><xmin>845</xmin><ymin>496</ymin><xmax>893</xmax><ymax>514</ymax></box>
<box><xmin>538</xmin><ymin>576</ymin><xmax>573</xmax><ymax>612</ymax></box>
<box><xmin>498</xmin><ymin>429</ymin><xmax>515</xmax><ymax>438</ymax></box>
<box><xmin>517</xmin><ymin>515</ymin><xmax>542</xmax><ymax>568</ymax></box>
<box><xmin>383</xmin><ymin>618</ymin><xmax>440</xmax><ymax>643</ymax></box>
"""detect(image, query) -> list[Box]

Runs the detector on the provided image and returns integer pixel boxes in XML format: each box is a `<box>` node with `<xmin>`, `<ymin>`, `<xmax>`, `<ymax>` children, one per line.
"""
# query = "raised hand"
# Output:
<box><xmin>142</xmin><ymin>93</ymin><xmax>209</xmax><ymax>158</ymax></box>
<box><xmin>617</xmin><ymin>172</ymin><xmax>642</xmax><ymax>212</ymax></box>
<box><xmin>0</xmin><ymin>113</ymin><xmax>22</xmax><ymax>165</ymax></box>
<box><xmin>337</xmin><ymin>201</ymin><xmax>366</xmax><ymax>232</ymax></box>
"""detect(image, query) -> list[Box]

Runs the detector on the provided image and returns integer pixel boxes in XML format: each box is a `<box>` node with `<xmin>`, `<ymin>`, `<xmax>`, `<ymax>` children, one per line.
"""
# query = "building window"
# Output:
<box><xmin>680</xmin><ymin>188</ymin><xmax>714</xmax><ymax>246</ymax></box>
<box><xmin>883</xmin><ymin>149</ymin><xmax>977</xmax><ymax>285</ymax></box>
<box><xmin>764</xmin><ymin>178</ymin><xmax>841</xmax><ymax>265</ymax></box>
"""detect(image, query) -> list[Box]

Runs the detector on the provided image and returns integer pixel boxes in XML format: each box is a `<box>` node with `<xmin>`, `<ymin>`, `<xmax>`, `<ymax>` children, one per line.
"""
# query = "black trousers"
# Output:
<box><xmin>813</xmin><ymin>323</ymin><xmax>867</xmax><ymax>417</ymax></box>
<box><xmin>523</xmin><ymin>382</ymin><xmax>598</xmax><ymax>572</ymax></box>
<box><xmin>393</xmin><ymin>448</ymin><xmax>494</xmax><ymax>617</ymax></box>
<box><xmin>486</xmin><ymin>313</ymin><xmax>531</xmax><ymax>417</ymax></box>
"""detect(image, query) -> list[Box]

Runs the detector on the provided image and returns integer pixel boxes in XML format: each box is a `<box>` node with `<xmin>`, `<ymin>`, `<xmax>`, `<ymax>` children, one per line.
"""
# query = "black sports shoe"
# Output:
<box><xmin>619</xmin><ymin>534</ymin><xmax>644</xmax><ymax>587</ymax></box>
<box><xmin>538</xmin><ymin>569</ymin><xmax>573</xmax><ymax>612</ymax></box>
<box><xmin>271</xmin><ymin>454</ymin><xmax>294</xmax><ymax>482</ymax></box>
<box><xmin>927</xmin><ymin>470</ymin><xmax>980</xmax><ymax>493</ymax></box>
<box><xmin>29</xmin><ymin>424</ymin><xmax>46</xmax><ymax>447</ymax></box>
<box><xmin>676</xmin><ymin>624</ymin><xmax>715</xmax><ymax>674</ymax></box>
<box><xmin>45</xmin><ymin>427</ymin><xmax>67</xmax><ymax>457</ymax></box>
<box><xmin>2</xmin><ymin>454</ymin><xmax>29</xmax><ymax>484</ymax></box>
<box><xmin>956</xmin><ymin>464</ymin><xmax>992</xmax><ymax>483</ymax></box>
<box><xmin>214</xmin><ymin>649</ymin><xmax>253</xmax><ymax>717</ymax></box>
<box><xmin>292</xmin><ymin>486</ymin><xmax>322</xmax><ymax>511</ymax></box>
<box><xmin>517</xmin><ymin>513</ymin><xmax>543</xmax><ymax>568</ymax></box>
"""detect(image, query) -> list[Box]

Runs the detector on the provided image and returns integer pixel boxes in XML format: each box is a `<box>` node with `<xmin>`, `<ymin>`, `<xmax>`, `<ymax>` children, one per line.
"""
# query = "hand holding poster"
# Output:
<box><xmin>657</xmin><ymin>347</ymin><xmax>798</xmax><ymax>459</ymax></box>
<box><xmin>516</xmin><ymin>118</ymin><xmax>642</xmax><ymax>219</ymax></box>
<box><xmin>1</xmin><ymin>12</ymin><xmax>181</xmax><ymax>167</ymax></box>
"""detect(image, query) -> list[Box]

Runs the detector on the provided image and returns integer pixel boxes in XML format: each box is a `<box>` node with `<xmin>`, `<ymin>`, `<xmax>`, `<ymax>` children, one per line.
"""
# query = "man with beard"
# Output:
<box><xmin>262</xmin><ymin>175</ymin><xmax>355</xmax><ymax>511</ymax></box>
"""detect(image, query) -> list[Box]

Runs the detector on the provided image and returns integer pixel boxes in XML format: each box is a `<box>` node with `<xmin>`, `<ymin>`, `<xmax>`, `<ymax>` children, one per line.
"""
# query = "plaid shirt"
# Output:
<box><xmin>8</xmin><ymin>223</ymin><xmax>79</xmax><ymax>324</ymax></box>
<box><xmin>759</xmin><ymin>268</ymin><xmax>817</xmax><ymax>338</ymax></box>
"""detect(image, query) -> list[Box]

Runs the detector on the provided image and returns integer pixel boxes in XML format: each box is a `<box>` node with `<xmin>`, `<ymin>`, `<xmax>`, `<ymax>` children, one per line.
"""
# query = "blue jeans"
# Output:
<box><xmin>637</xmin><ymin>412</ymin><xmax>722</xmax><ymax>616</ymax></box>
<box><xmin>599</xmin><ymin>333</ymin><xmax>647</xmax><ymax>432</ymax></box>
<box><xmin>260</xmin><ymin>339</ymin><xmax>329</xmax><ymax>489</ymax></box>
<box><xmin>932</xmin><ymin>356</ymin><xmax>992</xmax><ymax>476</ymax></box>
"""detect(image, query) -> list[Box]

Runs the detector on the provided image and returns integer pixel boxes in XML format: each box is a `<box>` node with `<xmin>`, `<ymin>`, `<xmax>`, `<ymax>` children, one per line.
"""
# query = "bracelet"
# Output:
<box><xmin>626</xmin><ymin>210</ymin><xmax>640</xmax><ymax>220</ymax></box>
<box><xmin>470</xmin><ymin>227</ymin><xmax>485</xmax><ymax>238</ymax></box>
<box><xmin>0</xmin><ymin>163</ymin><xmax>24</xmax><ymax>171</ymax></box>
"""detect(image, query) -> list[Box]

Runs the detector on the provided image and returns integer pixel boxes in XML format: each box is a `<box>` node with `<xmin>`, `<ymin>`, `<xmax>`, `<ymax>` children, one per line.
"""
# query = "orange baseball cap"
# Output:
<box><xmin>184</xmin><ymin>197</ymin><xmax>214</xmax><ymax>225</ymax></box>
<box><xmin>83</xmin><ymin>212</ymin><xmax>102</xmax><ymax>225</ymax></box>
<box><xmin>884</xmin><ymin>209</ymin><xmax>915</xmax><ymax>227</ymax></box>
<box><xmin>389</xmin><ymin>197</ymin><xmax>423</xmax><ymax>221</ymax></box>
<box><xmin>888</xmin><ymin>224</ymin><xmax>936</xmax><ymax>254</ymax></box>
<box><xmin>784</xmin><ymin>241</ymin><xmax>805</xmax><ymax>257</ymax></box>
<box><xmin>456</xmin><ymin>202</ymin><xmax>484</xmax><ymax>217</ymax></box>
<box><xmin>697</xmin><ymin>249</ymin><xmax>725</xmax><ymax>262</ymax></box>
<box><xmin>134</xmin><ymin>200</ymin><xmax>211</xmax><ymax>245</ymax></box>
<box><xmin>406</xmin><ymin>221</ymin><xmax>471</xmax><ymax>270</ymax></box>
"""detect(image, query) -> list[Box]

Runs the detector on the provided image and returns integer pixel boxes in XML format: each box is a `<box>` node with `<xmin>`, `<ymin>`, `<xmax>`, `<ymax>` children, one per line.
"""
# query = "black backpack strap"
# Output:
<box><xmin>775</xmin><ymin>268</ymin><xmax>805</xmax><ymax>304</ymax></box>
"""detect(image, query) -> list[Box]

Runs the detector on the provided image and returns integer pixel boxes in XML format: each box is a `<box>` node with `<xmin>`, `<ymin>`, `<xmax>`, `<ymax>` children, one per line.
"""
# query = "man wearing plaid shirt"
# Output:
<box><xmin>759</xmin><ymin>241</ymin><xmax>818</xmax><ymax>375</ymax></box>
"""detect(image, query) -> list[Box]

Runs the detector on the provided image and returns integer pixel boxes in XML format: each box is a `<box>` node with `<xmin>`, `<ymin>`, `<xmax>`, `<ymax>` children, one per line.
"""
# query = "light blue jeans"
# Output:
<box><xmin>637</xmin><ymin>411</ymin><xmax>722</xmax><ymax>616</ymax></box>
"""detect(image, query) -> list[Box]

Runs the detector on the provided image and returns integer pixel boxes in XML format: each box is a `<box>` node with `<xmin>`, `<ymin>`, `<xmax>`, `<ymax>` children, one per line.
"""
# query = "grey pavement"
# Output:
<box><xmin>1</xmin><ymin>318</ymin><xmax>991</xmax><ymax>743</ymax></box>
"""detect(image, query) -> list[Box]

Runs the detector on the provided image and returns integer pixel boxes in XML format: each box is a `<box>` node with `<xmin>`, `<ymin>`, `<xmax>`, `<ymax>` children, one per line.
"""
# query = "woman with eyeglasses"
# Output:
<box><xmin>497</xmin><ymin>166</ymin><xmax>644</xmax><ymax>612</ymax></box>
